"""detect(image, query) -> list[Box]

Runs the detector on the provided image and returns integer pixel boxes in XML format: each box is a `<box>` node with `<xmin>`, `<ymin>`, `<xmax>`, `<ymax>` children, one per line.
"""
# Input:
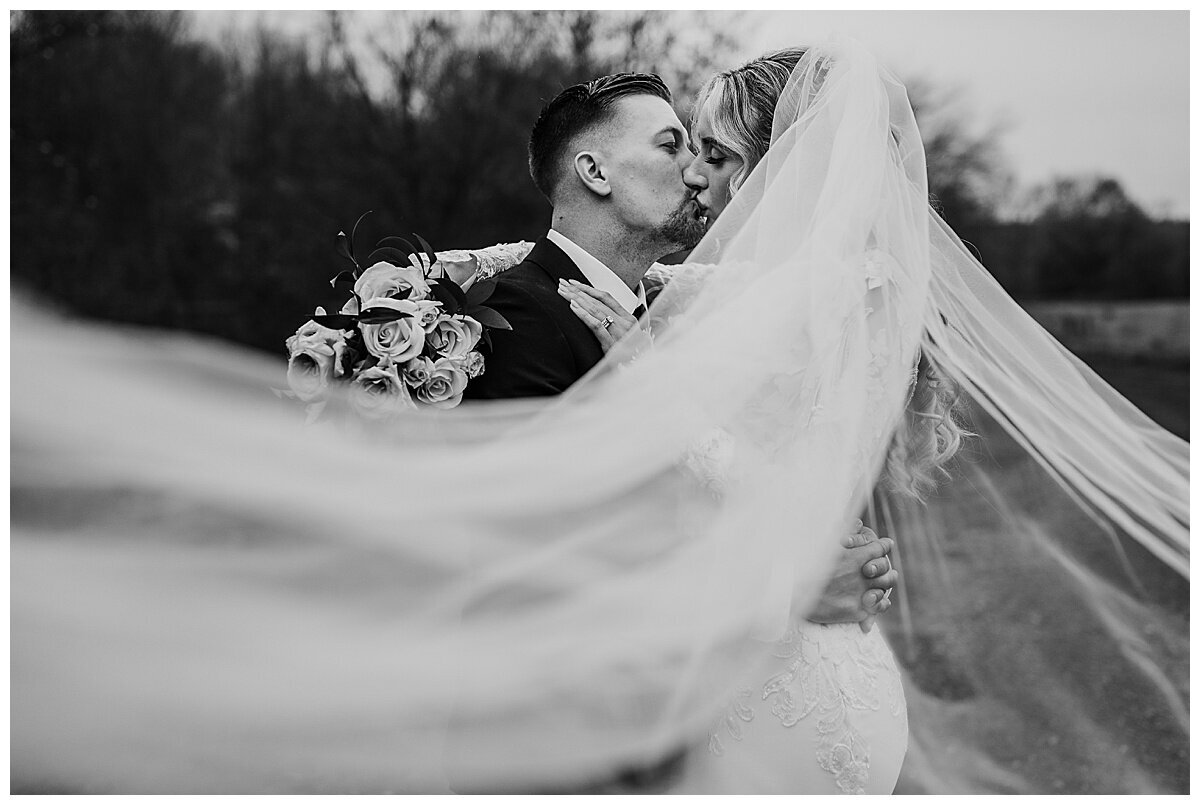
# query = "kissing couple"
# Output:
<box><xmin>439</xmin><ymin>47</ymin><xmax>948</xmax><ymax>794</ymax></box>
<box><xmin>11</xmin><ymin>39</ymin><xmax>1187</xmax><ymax>796</ymax></box>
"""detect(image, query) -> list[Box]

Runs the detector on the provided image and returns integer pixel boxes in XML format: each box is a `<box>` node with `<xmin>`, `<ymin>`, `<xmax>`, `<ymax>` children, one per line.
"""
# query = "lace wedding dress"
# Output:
<box><xmin>665</xmin><ymin>253</ymin><xmax>911</xmax><ymax>794</ymax></box>
<box><xmin>680</xmin><ymin>621</ymin><xmax>906</xmax><ymax>794</ymax></box>
<box><xmin>450</xmin><ymin>244</ymin><xmax>910</xmax><ymax>794</ymax></box>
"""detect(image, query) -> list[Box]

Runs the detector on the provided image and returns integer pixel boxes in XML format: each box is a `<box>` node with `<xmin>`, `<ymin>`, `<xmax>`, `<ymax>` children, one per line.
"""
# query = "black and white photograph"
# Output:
<box><xmin>10</xmin><ymin>8</ymin><xmax>1189</xmax><ymax>795</ymax></box>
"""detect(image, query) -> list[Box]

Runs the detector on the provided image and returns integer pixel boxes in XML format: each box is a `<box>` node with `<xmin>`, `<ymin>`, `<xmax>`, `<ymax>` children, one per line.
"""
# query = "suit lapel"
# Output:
<box><xmin>517</xmin><ymin>237</ymin><xmax>605</xmax><ymax>378</ymax></box>
<box><xmin>528</xmin><ymin>238</ymin><xmax>654</xmax><ymax>321</ymax></box>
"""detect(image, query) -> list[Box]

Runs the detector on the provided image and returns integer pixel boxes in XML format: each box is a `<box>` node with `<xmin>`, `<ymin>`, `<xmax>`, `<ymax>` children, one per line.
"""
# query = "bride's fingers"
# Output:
<box><xmin>559</xmin><ymin>283</ymin><xmax>608</xmax><ymax>320</ymax></box>
<box><xmin>565</xmin><ymin>280</ymin><xmax>633</xmax><ymax>317</ymax></box>
<box><xmin>563</xmin><ymin>296</ymin><xmax>628</xmax><ymax>353</ymax></box>
<box><xmin>565</xmin><ymin>299</ymin><xmax>613</xmax><ymax>348</ymax></box>
<box><xmin>562</xmin><ymin>281</ymin><xmax>638</xmax><ymax>328</ymax></box>
<box><xmin>557</xmin><ymin>282</ymin><xmax>636</xmax><ymax>350</ymax></box>
<box><xmin>873</xmin><ymin>568</ymin><xmax>899</xmax><ymax>589</ymax></box>
<box><xmin>842</xmin><ymin>527</ymin><xmax>872</xmax><ymax>548</ymax></box>
<box><xmin>557</xmin><ymin>282</ymin><xmax>606</xmax><ymax>324</ymax></box>
<box><xmin>862</xmin><ymin>589</ymin><xmax>893</xmax><ymax>629</ymax></box>
<box><xmin>558</xmin><ymin>281</ymin><xmax>623</xmax><ymax>321</ymax></box>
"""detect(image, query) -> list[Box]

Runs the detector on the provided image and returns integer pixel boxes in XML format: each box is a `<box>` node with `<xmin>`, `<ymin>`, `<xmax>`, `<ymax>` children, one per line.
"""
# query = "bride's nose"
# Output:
<box><xmin>683</xmin><ymin>155</ymin><xmax>708</xmax><ymax>191</ymax></box>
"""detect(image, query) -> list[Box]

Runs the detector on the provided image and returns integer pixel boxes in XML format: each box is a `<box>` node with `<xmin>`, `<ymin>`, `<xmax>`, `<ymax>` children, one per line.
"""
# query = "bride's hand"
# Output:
<box><xmin>805</xmin><ymin>522</ymin><xmax>897</xmax><ymax>632</ymax></box>
<box><xmin>556</xmin><ymin>279</ymin><xmax>638</xmax><ymax>353</ymax></box>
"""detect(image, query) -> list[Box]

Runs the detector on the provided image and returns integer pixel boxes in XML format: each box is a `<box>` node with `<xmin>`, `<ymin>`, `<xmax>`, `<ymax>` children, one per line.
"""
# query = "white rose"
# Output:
<box><xmin>401</xmin><ymin>356</ymin><xmax>436</xmax><ymax>388</ymax></box>
<box><xmin>426</xmin><ymin>251</ymin><xmax>479</xmax><ymax>291</ymax></box>
<box><xmin>287</xmin><ymin>312</ymin><xmax>345</xmax><ymax>353</ymax></box>
<box><xmin>415</xmin><ymin>357</ymin><xmax>470</xmax><ymax>409</ymax></box>
<box><xmin>413</xmin><ymin>299</ymin><xmax>442</xmax><ymax>329</ymax></box>
<box><xmin>459</xmin><ymin>350</ymin><xmax>485</xmax><ymax>379</ymax></box>
<box><xmin>286</xmin><ymin>341</ymin><xmax>336</xmax><ymax>402</ymax></box>
<box><xmin>284</xmin><ymin>310</ymin><xmax>350</xmax><ymax>401</ymax></box>
<box><xmin>341</xmin><ymin>261</ymin><xmax>431</xmax><ymax>313</ymax></box>
<box><xmin>359</xmin><ymin>298</ymin><xmax>426</xmax><ymax>363</ymax></box>
<box><xmin>426</xmin><ymin>314</ymin><xmax>483</xmax><ymax>360</ymax></box>
<box><xmin>348</xmin><ymin>363</ymin><xmax>416</xmax><ymax>420</ymax></box>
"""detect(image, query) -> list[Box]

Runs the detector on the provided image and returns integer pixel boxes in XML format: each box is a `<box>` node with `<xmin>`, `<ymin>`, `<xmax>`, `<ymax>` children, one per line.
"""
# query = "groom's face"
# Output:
<box><xmin>598</xmin><ymin>94</ymin><xmax>706</xmax><ymax>249</ymax></box>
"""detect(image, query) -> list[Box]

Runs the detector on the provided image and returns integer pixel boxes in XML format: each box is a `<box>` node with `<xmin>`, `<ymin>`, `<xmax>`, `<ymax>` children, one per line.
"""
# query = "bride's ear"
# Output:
<box><xmin>572</xmin><ymin>151</ymin><xmax>611</xmax><ymax>198</ymax></box>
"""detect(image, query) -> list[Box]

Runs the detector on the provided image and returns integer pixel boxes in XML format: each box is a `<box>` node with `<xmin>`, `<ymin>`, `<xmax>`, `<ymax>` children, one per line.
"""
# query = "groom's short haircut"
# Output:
<box><xmin>529</xmin><ymin>72</ymin><xmax>672</xmax><ymax>202</ymax></box>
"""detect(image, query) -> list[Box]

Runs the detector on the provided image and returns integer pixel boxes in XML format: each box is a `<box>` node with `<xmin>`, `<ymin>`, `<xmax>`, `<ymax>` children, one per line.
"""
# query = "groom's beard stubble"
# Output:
<box><xmin>654</xmin><ymin>197</ymin><xmax>707</xmax><ymax>253</ymax></box>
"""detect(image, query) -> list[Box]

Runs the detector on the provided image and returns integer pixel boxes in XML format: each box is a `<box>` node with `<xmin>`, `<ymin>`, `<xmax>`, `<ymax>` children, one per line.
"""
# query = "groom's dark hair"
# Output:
<box><xmin>528</xmin><ymin>72</ymin><xmax>672</xmax><ymax>202</ymax></box>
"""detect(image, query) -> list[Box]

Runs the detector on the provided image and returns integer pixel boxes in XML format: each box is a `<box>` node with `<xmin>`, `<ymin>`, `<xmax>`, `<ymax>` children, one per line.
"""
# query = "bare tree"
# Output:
<box><xmin>906</xmin><ymin>79</ymin><xmax>1014</xmax><ymax>230</ymax></box>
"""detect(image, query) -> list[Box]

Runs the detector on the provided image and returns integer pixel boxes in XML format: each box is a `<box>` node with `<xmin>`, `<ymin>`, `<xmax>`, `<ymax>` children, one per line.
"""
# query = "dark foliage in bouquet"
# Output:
<box><xmin>283</xmin><ymin>212</ymin><xmax>509</xmax><ymax>420</ymax></box>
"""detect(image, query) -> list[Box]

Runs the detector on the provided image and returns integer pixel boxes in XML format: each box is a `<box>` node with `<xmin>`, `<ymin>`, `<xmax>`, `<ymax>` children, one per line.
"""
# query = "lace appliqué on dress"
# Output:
<box><xmin>472</xmin><ymin>241</ymin><xmax>535</xmax><ymax>279</ymax></box>
<box><xmin>703</xmin><ymin>624</ymin><xmax>903</xmax><ymax>794</ymax></box>
<box><xmin>707</xmin><ymin>688</ymin><xmax>755</xmax><ymax>757</ymax></box>
<box><xmin>680</xmin><ymin>427</ymin><xmax>737</xmax><ymax>498</ymax></box>
<box><xmin>436</xmin><ymin>241</ymin><xmax>534</xmax><ymax>283</ymax></box>
<box><xmin>763</xmin><ymin>624</ymin><xmax>903</xmax><ymax>794</ymax></box>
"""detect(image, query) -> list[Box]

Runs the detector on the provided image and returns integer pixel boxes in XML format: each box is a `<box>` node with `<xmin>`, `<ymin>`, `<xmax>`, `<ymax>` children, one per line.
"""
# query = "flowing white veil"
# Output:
<box><xmin>11</xmin><ymin>40</ymin><xmax>1187</xmax><ymax>793</ymax></box>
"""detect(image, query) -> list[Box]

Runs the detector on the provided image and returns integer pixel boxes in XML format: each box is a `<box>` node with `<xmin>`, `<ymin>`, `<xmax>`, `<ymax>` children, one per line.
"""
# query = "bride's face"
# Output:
<box><xmin>684</xmin><ymin>97</ymin><xmax>744</xmax><ymax>225</ymax></box>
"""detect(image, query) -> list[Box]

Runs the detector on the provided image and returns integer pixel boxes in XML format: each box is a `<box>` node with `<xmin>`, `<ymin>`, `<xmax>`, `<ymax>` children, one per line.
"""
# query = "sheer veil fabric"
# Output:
<box><xmin>11</xmin><ymin>40</ymin><xmax>1187</xmax><ymax>793</ymax></box>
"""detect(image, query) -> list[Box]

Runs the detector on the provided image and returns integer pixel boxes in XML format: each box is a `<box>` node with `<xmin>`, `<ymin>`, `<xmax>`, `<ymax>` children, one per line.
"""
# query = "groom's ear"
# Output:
<box><xmin>572</xmin><ymin>151</ymin><xmax>612</xmax><ymax>198</ymax></box>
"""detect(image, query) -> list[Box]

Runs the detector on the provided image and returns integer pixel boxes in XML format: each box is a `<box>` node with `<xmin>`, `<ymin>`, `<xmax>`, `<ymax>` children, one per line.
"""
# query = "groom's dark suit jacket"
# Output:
<box><xmin>464</xmin><ymin>237</ymin><xmax>605</xmax><ymax>400</ymax></box>
<box><xmin>458</xmin><ymin>237</ymin><xmax>684</xmax><ymax>792</ymax></box>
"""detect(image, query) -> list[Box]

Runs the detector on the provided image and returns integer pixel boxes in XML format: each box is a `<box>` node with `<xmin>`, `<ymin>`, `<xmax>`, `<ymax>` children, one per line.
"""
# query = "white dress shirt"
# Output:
<box><xmin>546</xmin><ymin>229</ymin><xmax>648</xmax><ymax>315</ymax></box>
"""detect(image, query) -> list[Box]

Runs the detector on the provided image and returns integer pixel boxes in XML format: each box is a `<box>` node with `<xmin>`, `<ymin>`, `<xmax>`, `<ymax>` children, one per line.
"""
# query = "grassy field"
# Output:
<box><xmin>889</xmin><ymin>356</ymin><xmax>1189</xmax><ymax>793</ymax></box>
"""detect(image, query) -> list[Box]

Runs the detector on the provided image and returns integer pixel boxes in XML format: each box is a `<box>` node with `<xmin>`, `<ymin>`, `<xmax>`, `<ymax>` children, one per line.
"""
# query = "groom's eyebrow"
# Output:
<box><xmin>654</xmin><ymin>125</ymin><xmax>685</xmax><ymax>144</ymax></box>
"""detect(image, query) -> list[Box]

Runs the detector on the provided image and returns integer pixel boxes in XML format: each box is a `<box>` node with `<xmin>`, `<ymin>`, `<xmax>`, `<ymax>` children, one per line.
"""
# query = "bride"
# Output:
<box><xmin>450</xmin><ymin>46</ymin><xmax>952</xmax><ymax>794</ymax></box>
<box><xmin>11</xmin><ymin>40</ymin><xmax>1187</xmax><ymax>794</ymax></box>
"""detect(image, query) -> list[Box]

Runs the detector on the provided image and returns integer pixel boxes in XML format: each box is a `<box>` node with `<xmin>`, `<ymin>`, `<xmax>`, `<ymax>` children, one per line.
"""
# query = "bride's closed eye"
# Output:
<box><xmin>700</xmin><ymin>142</ymin><xmax>730</xmax><ymax>166</ymax></box>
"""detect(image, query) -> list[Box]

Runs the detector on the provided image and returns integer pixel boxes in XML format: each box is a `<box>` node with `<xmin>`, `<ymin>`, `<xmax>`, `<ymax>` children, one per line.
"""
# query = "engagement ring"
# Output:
<box><xmin>601</xmin><ymin>315</ymin><xmax>615</xmax><ymax>330</ymax></box>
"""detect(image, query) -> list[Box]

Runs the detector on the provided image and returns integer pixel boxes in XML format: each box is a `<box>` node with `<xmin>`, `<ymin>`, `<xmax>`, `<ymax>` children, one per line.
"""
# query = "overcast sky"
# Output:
<box><xmin>190</xmin><ymin>9</ymin><xmax>1189</xmax><ymax>218</ymax></box>
<box><xmin>742</xmin><ymin>10</ymin><xmax>1189</xmax><ymax>218</ymax></box>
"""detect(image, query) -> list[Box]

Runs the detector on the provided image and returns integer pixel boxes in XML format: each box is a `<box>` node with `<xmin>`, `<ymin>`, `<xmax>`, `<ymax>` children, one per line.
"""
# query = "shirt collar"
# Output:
<box><xmin>546</xmin><ymin>229</ymin><xmax>646</xmax><ymax>315</ymax></box>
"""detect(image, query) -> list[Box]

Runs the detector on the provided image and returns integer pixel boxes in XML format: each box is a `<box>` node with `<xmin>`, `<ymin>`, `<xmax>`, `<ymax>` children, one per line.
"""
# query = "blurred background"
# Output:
<box><xmin>10</xmin><ymin>9</ymin><xmax>1189</xmax><ymax>361</ymax></box>
<box><xmin>9</xmin><ymin>9</ymin><xmax>1189</xmax><ymax>794</ymax></box>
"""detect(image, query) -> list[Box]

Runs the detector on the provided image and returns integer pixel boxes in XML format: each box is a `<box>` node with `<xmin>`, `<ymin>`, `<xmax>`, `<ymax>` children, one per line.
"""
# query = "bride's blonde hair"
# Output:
<box><xmin>694</xmin><ymin>47</ymin><xmax>970</xmax><ymax>499</ymax></box>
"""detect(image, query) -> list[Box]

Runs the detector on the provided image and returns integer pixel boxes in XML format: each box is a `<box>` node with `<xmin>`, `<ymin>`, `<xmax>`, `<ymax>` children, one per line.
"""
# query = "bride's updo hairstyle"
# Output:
<box><xmin>694</xmin><ymin>48</ymin><xmax>969</xmax><ymax>499</ymax></box>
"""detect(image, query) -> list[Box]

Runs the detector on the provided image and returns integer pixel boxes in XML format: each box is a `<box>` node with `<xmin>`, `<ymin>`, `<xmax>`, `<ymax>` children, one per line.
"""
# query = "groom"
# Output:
<box><xmin>460</xmin><ymin>72</ymin><xmax>896</xmax><ymax>791</ymax></box>
<box><xmin>464</xmin><ymin>72</ymin><xmax>703</xmax><ymax>399</ymax></box>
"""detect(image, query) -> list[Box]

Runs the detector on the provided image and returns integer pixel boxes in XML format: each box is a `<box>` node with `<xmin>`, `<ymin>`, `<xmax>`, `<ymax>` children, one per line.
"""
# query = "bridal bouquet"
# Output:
<box><xmin>283</xmin><ymin>214</ymin><xmax>509</xmax><ymax>420</ymax></box>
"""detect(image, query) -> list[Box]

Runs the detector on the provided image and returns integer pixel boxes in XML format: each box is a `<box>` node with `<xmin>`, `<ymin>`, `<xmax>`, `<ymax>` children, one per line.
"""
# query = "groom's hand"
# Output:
<box><xmin>805</xmin><ymin>521</ymin><xmax>897</xmax><ymax>633</ymax></box>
